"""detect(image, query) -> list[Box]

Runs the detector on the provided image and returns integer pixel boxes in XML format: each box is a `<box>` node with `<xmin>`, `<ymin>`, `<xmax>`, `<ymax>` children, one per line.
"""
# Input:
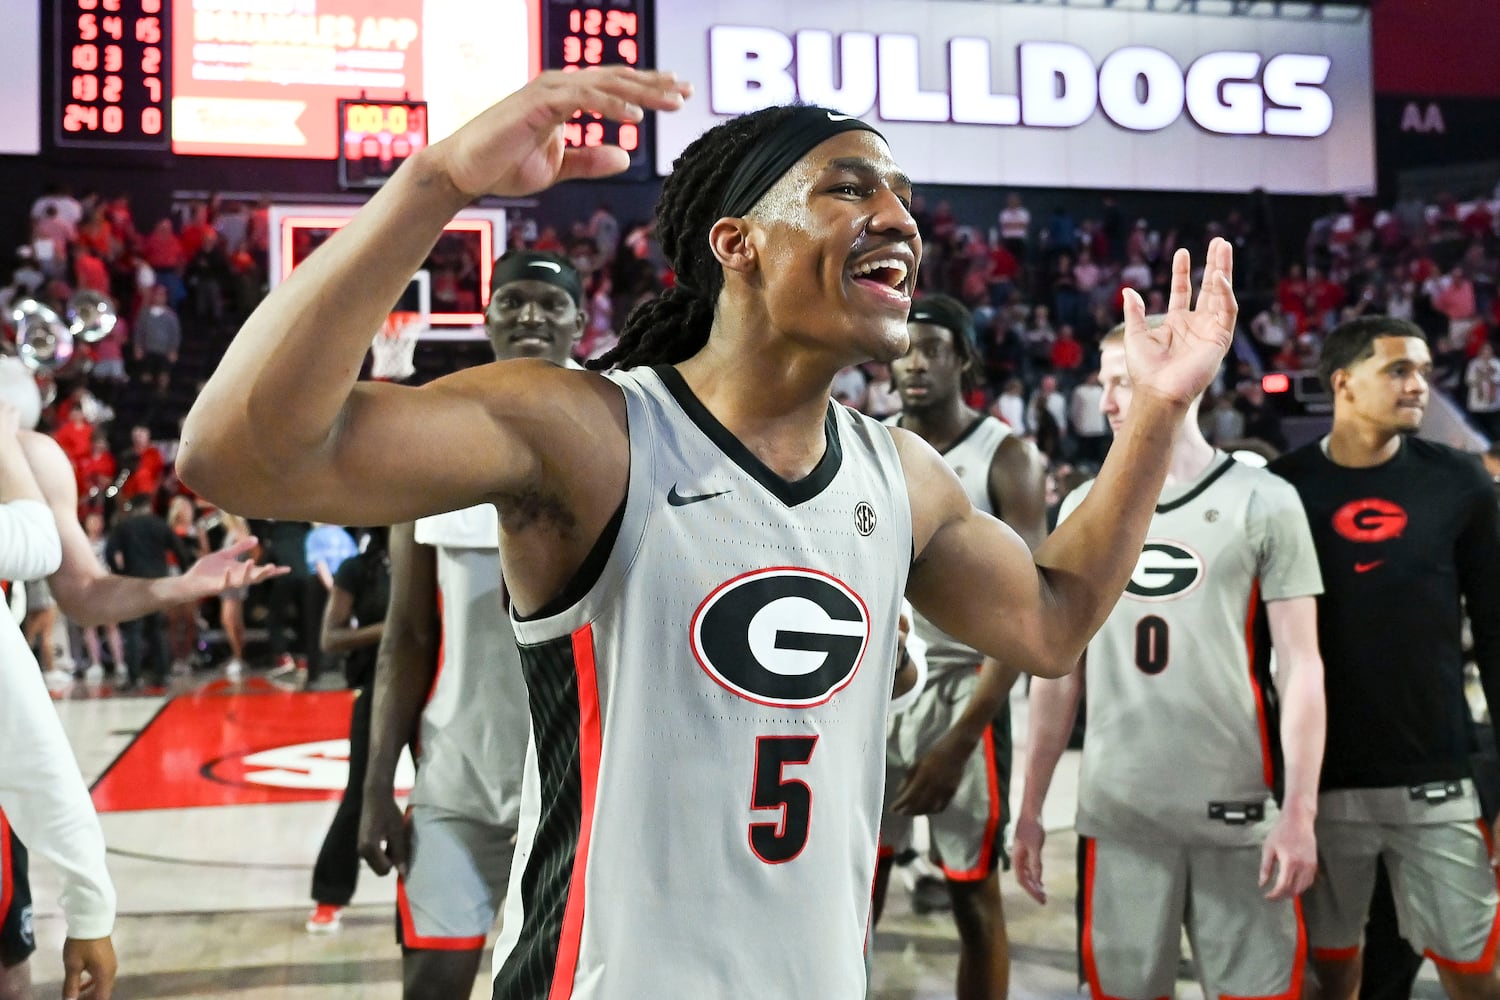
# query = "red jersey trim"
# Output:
<box><xmin>940</xmin><ymin>720</ymin><xmax>1003</xmax><ymax>883</ymax></box>
<box><xmin>547</xmin><ymin>623</ymin><xmax>603</xmax><ymax>1000</ymax></box>
<box><xmin>0</xmin><ymin>808</ymin><xmax>12</xmax><ymax>926</ymax></box>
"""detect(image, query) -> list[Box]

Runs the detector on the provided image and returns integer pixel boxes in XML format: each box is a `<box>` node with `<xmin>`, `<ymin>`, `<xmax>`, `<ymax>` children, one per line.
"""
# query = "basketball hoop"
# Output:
<box><xmin>370</xmin><ymin>311</ymin><xmax>423</xmax><ymax>382</ymax></box>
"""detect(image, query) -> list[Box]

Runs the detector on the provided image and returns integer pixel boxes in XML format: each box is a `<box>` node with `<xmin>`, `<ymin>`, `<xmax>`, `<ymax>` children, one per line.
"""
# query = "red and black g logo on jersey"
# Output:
<box><xmin>1125</xmin><ymin>541</ymin><xmax>1205</xmax><ymax>602</ymax></box>
<box><xmin>691</xmin><ymin>567</ymin><xmax>870</xmax><ymax>708</ymax></box>
<box><xmin>1332</xmin><ymin>498</ymin><xmax>1407</xmax><ymax>543</ymax></box>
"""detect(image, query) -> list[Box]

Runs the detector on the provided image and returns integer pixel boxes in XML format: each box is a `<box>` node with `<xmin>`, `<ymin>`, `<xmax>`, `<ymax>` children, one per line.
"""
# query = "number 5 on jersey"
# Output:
<box><xmin>749</xmin><ymin>735</ymin><xmax>818</xmax><ymax>864</ymax></box>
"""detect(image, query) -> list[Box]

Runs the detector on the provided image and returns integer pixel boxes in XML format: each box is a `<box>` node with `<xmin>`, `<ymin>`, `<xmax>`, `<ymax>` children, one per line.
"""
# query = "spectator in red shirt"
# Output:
<box><xmin>70</xmin><ymin>243</ymin><xmax>111</xmax><ymax>295</ymax></box>
<box><xmin>119</xmin><ymin>425</ymin><xmax>165</xmax><ymax>505</ymax></box>
<box><xmin>77</xmin><ymin>431</ymin><xmax>116</xmax><ymax>504</ymax></box>
<box><xmin>53</xmin><ymin>404</ymin><xmax>93</xmax><ymax>468</ymax></box>
<box><xmin>1050</xmin><ymin>324</ymin><xmax>1085</xmax><ymax>379</ymax></box>
<box><xmin>1278</xmin><ymin>262</ymin><xmax>1310</xmax><ymax>317</ymax></box>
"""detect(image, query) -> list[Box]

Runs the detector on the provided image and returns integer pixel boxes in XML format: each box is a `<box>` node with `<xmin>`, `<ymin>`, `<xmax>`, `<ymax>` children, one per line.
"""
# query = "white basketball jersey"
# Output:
<box><xmin>889</xmin><ymin>414</ymin><xmax>1011</xmax><ymax>679</ymax></box>
<box><xmin>1060</xmin><ymin>455</ymin><xmax>1322</xmax><ymax>847</ymax></box>
<box><xmin>491</xmin><ymin>366</ymin><xmax>912</xmax><ymax>999</ymax></box>
<box><xmin>409</xmin><ymin>506</ymin><xmax>527</xmax><ymax>830</ymax></box>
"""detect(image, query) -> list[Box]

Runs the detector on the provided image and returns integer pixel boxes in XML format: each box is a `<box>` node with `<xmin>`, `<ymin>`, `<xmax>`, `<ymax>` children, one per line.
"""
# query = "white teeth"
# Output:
<box><xmin>850</xmin><ymin>258</ymin><xmax>910</xmax><ymax>290</ymax></box>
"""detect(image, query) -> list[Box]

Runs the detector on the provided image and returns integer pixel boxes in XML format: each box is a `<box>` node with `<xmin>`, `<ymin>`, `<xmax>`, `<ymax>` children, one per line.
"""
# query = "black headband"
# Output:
<box><xmin>717</xmin><ymin>107</ymin><xmax>885</xmax><ymax>220</ymax></box>
<box><xmin>908</xmin><ymin>295</ymin><xmax>976</xmax><ymax>346</ymax></box>
<box><xmin>489</xmin><ymin>250</ymin><xmax>584</xmax><ymax>306</ymax></box>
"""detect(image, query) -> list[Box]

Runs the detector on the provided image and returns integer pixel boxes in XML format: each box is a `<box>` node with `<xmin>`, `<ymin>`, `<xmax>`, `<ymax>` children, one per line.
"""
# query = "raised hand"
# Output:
<box><xmin>436</xmin><ymin>67</ymin><xmax>692</xmax><ymax>200</ymax></box>
<box><xmin>1122</xmin><ymin>237</ymin><xmax>1237</xmax><ymax>406</ymax></box>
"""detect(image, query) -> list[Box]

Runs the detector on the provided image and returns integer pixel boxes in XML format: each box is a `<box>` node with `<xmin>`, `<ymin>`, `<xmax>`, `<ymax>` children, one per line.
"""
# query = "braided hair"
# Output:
<box><xmin>589</xmin><ymin>105</ymin><xmax>801</xmax><ymax>371</ymax></box>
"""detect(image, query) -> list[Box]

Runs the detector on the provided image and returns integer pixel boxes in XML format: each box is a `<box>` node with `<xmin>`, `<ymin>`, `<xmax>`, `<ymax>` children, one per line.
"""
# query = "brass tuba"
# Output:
<box><xmin>7</xmin><ymin>299</ymin><xmax>75</xmax><ymax>372</ymax></box>
<box><xmin>66</xmin><ymin>289</ymin><xmax>118</xmax><ymax>344</ymax></box>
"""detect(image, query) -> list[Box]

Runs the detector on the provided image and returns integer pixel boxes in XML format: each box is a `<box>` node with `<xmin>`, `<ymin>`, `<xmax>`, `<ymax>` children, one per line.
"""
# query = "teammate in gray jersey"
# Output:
<box><xmin>180</xmin><ymin>68</ymin><xmax>1238</xmax><ymax>998</ymax></box>
<box><xmin>359</xmin><ymin>251</ymin><xmax>586</xmax><ymax>999</ymax></box>
<box><xmin>872</xmin><ymin>294</ymin><xmax>1047</xmax><ymax>1000</ymax></box>
<box><xmin>1014</xmin><ymin>322</ymin><xmax>1326</xmax><ymax>999</ymax></box>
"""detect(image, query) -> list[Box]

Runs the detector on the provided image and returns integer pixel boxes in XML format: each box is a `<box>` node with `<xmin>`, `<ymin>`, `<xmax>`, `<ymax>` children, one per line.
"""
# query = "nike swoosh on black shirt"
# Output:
<box><xmin>667</xmin><ymin>485</ymin><xmax>732</xmax><ymax>507</ymax></box>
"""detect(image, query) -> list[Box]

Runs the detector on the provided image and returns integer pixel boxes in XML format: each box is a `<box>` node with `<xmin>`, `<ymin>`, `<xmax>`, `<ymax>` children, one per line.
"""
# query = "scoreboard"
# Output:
<box><xmin>39</xmin><ymin>0</ymin><xmax>657</xmax><ymax>177</ymax></box>
<box><xmin>337</xmin><ymin>97</ymin><xmax>429</xmax><ymax>190</ymax></box>
<box><xmin>541</xmin><ymin>0</ymin><xmax>652</xmax><ymax>180</ymax></box>
<box><xmin>54</xmin><ymin>0</ymin><xmax>170</xmax><ymax>151</ymax></box>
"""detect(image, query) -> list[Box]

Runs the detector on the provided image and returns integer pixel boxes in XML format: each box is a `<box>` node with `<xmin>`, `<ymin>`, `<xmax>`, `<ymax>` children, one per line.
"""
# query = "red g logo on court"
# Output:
<box><xmin>1332</xmin><ymin>498</ymin><xmax>1407</xmax><ymax>543</ymax></box>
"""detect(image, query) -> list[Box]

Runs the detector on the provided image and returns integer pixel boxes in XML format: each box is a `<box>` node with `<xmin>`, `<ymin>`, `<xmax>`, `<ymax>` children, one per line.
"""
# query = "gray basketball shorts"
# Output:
<box><xmin>397</xmin><ymin>806</ymin><xmax>516</xmax><ymax>950</ymax></box>
<box><xmin>1305</xmin><ymin>784</ymin><xmax>1499</xmax><ymax>972</ymax></box>
<box><xmin>1081</xmin><ymin>836</ymin><xmax>1306</xmax><ymax>999</ymax></box>
<box><xmin>880</xmin><ymin>668</ymin><xmax>1010</xmax><ymax>880</ymax></box>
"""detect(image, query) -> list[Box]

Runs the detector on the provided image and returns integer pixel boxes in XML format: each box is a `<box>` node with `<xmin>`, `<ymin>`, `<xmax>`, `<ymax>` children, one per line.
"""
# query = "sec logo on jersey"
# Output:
<box><xmin>1125</xmin><ymin>541</ymin><xmax>1206</xmax><ymax>602</ymax></box>
<box><xmin>691</xmin><ymin>567</ymin><xmax>871</xmax><ymax>708</ymax></box>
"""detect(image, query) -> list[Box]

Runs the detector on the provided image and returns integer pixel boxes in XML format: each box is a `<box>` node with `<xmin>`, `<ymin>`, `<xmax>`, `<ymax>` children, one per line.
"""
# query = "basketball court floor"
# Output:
<box><xmin>26</xmin><ymin>672</ymin><xmax>1443</xmax><ymax>999</ymax></box>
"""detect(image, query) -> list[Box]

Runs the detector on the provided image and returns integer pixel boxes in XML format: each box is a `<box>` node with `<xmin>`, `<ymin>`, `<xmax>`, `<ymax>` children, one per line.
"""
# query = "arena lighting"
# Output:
<box><xmin>1262</xmin><ymin>373</ymin><xmax>1292</xmax><ymax>394</ymax></box>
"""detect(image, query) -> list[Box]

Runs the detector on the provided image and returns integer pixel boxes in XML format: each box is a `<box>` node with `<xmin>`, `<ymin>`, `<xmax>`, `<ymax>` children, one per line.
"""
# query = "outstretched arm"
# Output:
<box><xmin>360</xmin><ymin>522</ymin><xmax>438</xmax><ymax>878</ymax></box>
<box><xmin>906</xmin><ymin>241</ymin><xmax>1236</xmax><ymax>678</ymax></box>
<box><xmin>20</xmin><ymin>432</ymin><xmax>289</xmax><ymax>627</ymax></box>
<box><xmin>178</xmin><ymin>68</ymin><xmax>691</xmax><ymax>527</ymax></box>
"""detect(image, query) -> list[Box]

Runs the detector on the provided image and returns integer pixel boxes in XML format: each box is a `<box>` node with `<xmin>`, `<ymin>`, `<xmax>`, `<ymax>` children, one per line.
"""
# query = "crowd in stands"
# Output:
<box><xmin>4</xmin><ymin>174</ymin><xmax>1500</xmax><ymax>684</ymax></box>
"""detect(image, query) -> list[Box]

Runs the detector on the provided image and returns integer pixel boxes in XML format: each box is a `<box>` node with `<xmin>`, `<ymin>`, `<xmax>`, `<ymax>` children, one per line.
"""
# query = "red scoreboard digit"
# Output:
<box><xmin>55</xmin><ymin>0</ymin><xmax>170</xmax><ymax>150</ymax></box>
<box><xmin>541</xmin><ymin>0</ymin><xmax>652</xmax><ymax>179</ymax></box>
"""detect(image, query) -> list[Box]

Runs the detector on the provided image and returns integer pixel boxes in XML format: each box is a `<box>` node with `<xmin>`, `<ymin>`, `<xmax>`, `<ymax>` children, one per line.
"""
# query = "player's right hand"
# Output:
<box><xmin>433</xmin><ymin>68</ymin><xmax>692</xmax><ymax>200</ymax></box>
<box><xmin>358</xmin><ymin>795</ymin><xmax>409</xmax><ymax>880</ymax></box>
<box><xmin>1011</xmin><ymin>814</ymin><xmax>1047</xmax><ymax>904</ymax></box>
<box><xmin>61</xmin><ymin>935</ymin><xmax>116</xmax><ymax>1000</ymax></box>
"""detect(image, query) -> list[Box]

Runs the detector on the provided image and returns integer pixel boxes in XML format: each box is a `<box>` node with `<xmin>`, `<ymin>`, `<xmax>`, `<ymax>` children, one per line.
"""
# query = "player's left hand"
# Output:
<box><xmin>62</xmin><ymin>935</ymin><xmax>116</xmax><ymax>999</ymax></box>
<box><xmin>180</xmin><ymin>536</ymin><xmax>291</xmax><ymax>599</ymax></box>
<box><xmin>435</xmin><ymin>68</ymin><xmax>692</xmax><ymax>200</ymax></box>
<box><xmin>1122</xmin><ymin>236</ymin><xmax>1237</xmax><ymax>406</ymax></box>
<box><xmin>1259</xmin><ymin>814</ymin><xmax>1317</xmax><ymax>899</ymax></box>
<box><xmin>890</xmin><ymin>732</ymin><xmax>971</xmax><ymax>816</ymax></box>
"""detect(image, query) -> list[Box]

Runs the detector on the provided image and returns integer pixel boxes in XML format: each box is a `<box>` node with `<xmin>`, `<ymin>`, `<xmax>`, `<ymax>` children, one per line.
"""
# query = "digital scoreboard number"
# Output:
<box><xmin>337</xmin><ymin>98</ymin><xmax>430</xmax><ymax>190</ymax></box>
<box><xmin>541</xmin><ymin>0</ymin><xmax>652</xmax><ymax>179</ymax></box>
<box><xmin>55</xmin><ymin>0</ymin><xmax>169</xmax><ymax>151</ymax></box>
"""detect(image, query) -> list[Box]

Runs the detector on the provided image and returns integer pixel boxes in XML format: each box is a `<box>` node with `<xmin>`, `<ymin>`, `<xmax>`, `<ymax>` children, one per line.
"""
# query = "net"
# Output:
<box><xmin>370</xmin><ymin>310</ymin><xmax>424</xmax><ymax>381</ymax></box>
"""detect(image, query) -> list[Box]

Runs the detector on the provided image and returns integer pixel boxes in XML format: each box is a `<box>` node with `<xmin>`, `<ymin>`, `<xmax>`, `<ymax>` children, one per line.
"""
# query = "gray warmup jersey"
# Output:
<box><xmin>410</xmin><ymin>507</ymin><xmax>526</xmax><ymax>830</ymax></box>
<box><xmin>1059</xmin><ymin>455</ymin><xmax>1322</xmax><ymax>847</ymax></box>
<box><xmin>491</xmin><ymin>366</ymin><xmax>912</xmax><ymax>999</ymax></box>
<box><xmin>887</xmin><ymin>414</ymin><xmax>1011</xmax><ymax>678</ymax></box>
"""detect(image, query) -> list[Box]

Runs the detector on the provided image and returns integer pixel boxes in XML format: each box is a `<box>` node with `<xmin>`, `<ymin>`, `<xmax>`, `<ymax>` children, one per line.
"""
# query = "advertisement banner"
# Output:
<box><xmin>172</xmin><ymin>0</ymin><xmax>532</xmax><ymax>158</ymax></box>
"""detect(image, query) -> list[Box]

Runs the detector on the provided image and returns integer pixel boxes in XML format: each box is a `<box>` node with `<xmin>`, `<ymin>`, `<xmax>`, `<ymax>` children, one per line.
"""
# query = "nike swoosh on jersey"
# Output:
<box><xmin>1354</xmin><ymin>560</ymin><xmax>1384</xmax><ymax>573</ymax></box>
<box><xmin>667</xmin><ymin>485</ymin><xmax>733</xmax><ymax>507</ymax></box>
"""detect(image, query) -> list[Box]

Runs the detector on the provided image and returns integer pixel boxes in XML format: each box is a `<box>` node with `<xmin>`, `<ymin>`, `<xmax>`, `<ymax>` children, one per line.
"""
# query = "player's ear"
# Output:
<box><xmin>1328</xmin><ymin>367</ymin><xmax>1350</xmax><ymax>397</ymax></box>
<box><xmin>709</xmin><ymin>217</ymin><xmax>757</xmax><ymax>277</ymax></box>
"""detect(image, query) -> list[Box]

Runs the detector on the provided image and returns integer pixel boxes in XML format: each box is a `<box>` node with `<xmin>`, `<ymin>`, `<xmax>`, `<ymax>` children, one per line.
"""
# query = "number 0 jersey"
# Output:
<box><xmin>491</xmin><ymin>366</ymin><xmax>912</xmax><ymax>1000</ymax></box>
<box><xmin>1059</xmin><ymin>455</ymin><xmax>1322</xmax><ymax>847</ymax></box>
